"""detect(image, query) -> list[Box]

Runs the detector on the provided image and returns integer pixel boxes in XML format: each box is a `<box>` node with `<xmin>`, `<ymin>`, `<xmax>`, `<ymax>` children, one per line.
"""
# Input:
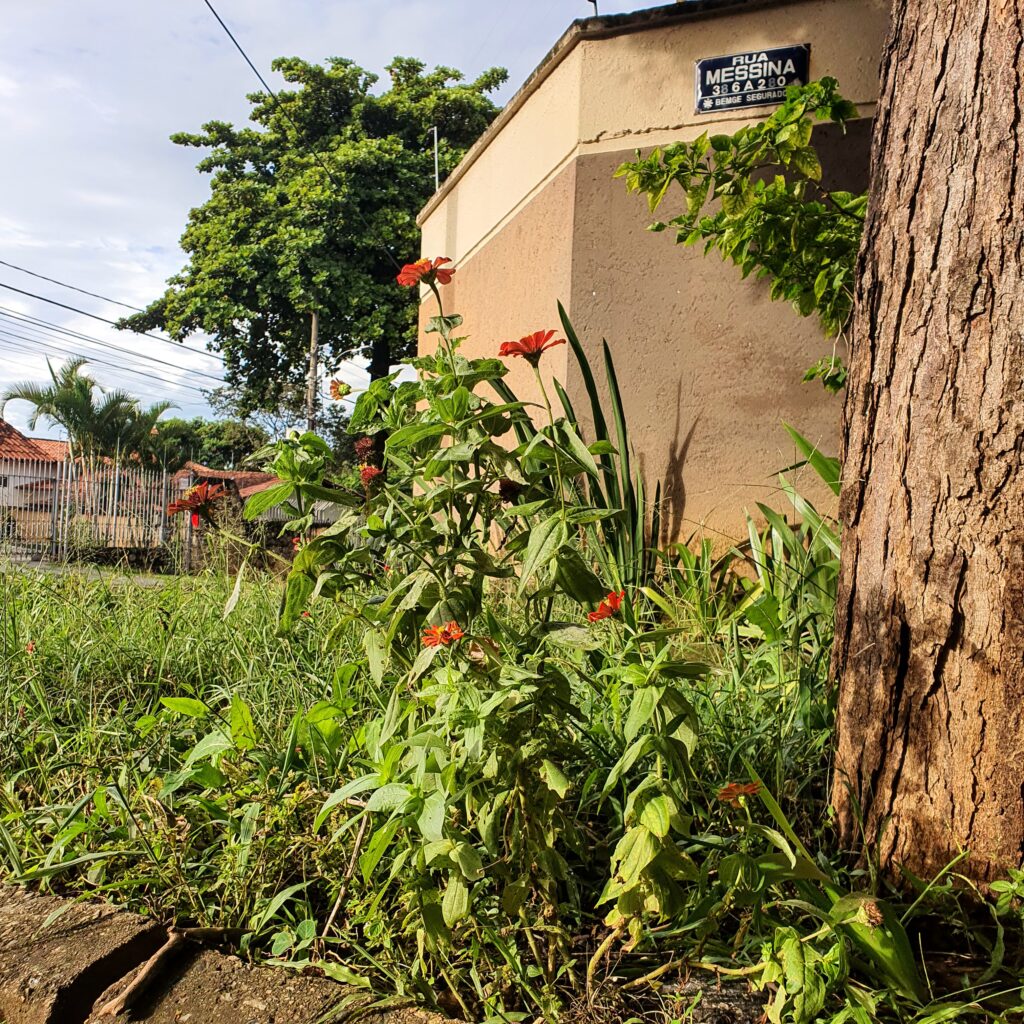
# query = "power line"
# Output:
<box><xmin>0</xmin><ymin>327</ymin><xmax>214</xmax><ymax>398</ymax></box>
<box><xmin>0</xmin><ymin>332</ymin><xmax>212</xmax><ymax>399</ymax></box>
<box><xmin>0</xmin><ymin>281</ymin><xmax>226</xmax><ymax>363</ymax></box>
<box><xmin>0</xmin><ymin>259</ymin><xmax>145</xmax><ymax>312</ymax></box>
<box><xmin>0</xmin><ymin>348</ymin><xmax>208</xmax><ymax>413</ymax></box>
<box><xmin>0</xmin><ymin>342</ymin><xmax>199</xmax><ymax>410</ymax></box>
<box><xmin>200</xmin><ymin>0</ymin><xmax>402</xmax><ymax>272</ymax></box>
<box><xmin>0</xmin><ymin>334</ymin><xmax>212</xmax><ymax>401</ymax></box>
<box><xmin>0</xmin><ymin>309</ymin><xmax>226</xmax><ymax>385</ymax></box>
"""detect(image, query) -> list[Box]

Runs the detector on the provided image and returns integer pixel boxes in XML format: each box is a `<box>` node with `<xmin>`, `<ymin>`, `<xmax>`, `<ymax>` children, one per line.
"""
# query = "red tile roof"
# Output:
<box><xmin>29</xmin><ymin>437</ymin><xmax>71</xmax><ymax>460</ymax></box>
<box><xmin>238</xmin><ymin>477</ymin><xmax>283</xmax><ymax>498</ymax></box>
<box><xmin>0</xmin><ymin>419</ymin><xmax>67</xmax><ymax>461</ymax></box>
<box><xmin>173</xmin><ymin>460</ymin><xmax>277</xmax><ymax>490</ymax></box>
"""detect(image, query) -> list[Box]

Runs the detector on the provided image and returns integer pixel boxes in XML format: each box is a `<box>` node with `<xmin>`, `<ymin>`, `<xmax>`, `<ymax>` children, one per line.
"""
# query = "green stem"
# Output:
<box><xmin>427</xmin><ymin>280</ymin><xmax>458</xmax><ymax>376</ymax></box>
<box><xmin>532</xmin><ymin>365</ymin><xmax>565</xmax><ymax>524</ymax></box>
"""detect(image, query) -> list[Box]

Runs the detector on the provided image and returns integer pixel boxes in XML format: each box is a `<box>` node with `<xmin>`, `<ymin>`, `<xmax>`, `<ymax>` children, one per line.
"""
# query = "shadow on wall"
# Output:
<box><xmin>637</xmin><ymin>378</ymin><xmax>700</xmax><ymax>547</ymax></box>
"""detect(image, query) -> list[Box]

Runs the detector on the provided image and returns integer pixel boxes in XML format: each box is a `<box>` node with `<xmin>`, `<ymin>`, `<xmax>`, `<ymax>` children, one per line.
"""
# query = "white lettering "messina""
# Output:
<box><xmin>705</xmin><ymin>57</ymin><xmax>797</xmax><ymax>85</ymax></box>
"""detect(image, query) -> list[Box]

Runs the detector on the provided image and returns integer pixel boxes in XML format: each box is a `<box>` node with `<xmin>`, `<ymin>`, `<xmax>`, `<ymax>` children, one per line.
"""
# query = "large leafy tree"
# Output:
<box><xmin>121</xmin><ymin>57</ymin><xmax>505</xmax><ymax>416</ymax></box>
<box><xmin>148</xmin><ymin>416</ymin><xmax>269</xmax><ymax>472</ymax></box>
<box><xmin>1</xmin><ymin>357</ymin><xmax>172</xmax><ymax>462</ymax></box>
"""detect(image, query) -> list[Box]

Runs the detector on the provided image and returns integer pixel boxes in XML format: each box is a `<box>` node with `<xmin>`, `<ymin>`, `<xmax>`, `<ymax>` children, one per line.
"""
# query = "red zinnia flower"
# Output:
<box><xmin>716</xmin><ymin>781</ymin><xmax>761</xmax><ymax>808</ymax></box>
<box><xmin>587</xmin><ymin>590</ymin><xmax>625</xmax><ymax>623</ymax></box>
<box><xmin>168</xmin><ymin>481</ymin><xmax>228</xmax><ymax>526</ymax></box>
<box><xmin>360</xmin><ymin>464</ymin><xmax>383</xmax><ymax>491</ymax></box>
<box><xmin>396</xmin><ymin>257</ymin><xmax>455</xmax><ymax>288</ymax></box>
<box><xmin>498</xmin><ymin>330</ymin><xmax>566</xmax><ymax>368</ymax></box>
<box><xmin>422</xmin><ymin>621</ymin><xmax>464</xmax><ymax>647</ymax></box>
<box><xmin>191</xmin><ymin>512</ymin><xmax>200</xmax><ymax>529</ymax></box>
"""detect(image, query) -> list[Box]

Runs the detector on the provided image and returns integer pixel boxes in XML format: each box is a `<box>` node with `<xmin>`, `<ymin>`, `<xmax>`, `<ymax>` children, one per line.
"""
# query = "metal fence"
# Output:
<box><xmin>0</xmin><ymin>456</ymin><xmax>169</xmax><ymax>562</ymax></box>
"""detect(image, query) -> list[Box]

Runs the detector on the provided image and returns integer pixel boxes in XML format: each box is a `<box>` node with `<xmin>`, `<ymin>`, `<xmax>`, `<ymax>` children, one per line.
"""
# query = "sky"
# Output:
<box><xmin>0</xmin><ymin>0</ymin><xmax>651</xmax><ymax>439</ymax></box>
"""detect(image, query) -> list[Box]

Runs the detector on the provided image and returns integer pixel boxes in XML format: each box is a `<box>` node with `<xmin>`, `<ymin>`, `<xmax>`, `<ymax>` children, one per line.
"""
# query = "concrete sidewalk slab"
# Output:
<box><xmin>0</xmin><ymin>887</ymin><xmax>165</xmax><ymax>1024</ymax></box>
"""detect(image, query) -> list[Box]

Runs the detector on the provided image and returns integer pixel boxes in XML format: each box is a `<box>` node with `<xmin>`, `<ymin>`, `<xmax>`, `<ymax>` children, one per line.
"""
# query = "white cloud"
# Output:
<box><xmin>0</xmin><ymin>0</ymin><xmax>646</xmax><ymax>437</ymax></box>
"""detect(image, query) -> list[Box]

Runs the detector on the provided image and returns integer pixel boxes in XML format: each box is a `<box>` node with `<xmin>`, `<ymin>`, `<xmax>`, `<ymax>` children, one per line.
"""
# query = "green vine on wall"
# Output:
<box><xmin>616</xmin><ymin>78</ymin><xmax>867</xmax><ymax>393</ymax></box>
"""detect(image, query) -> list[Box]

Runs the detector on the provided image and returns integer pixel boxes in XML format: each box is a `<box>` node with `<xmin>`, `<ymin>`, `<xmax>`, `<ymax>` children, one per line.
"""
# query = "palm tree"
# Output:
<box><xmin>1</xmin><ymin>358</ymin><xmax>173</xmax><ymax>462</ymax></box>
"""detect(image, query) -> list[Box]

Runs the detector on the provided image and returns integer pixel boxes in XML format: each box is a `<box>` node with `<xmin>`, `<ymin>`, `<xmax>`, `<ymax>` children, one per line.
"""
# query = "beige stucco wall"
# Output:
<box><xmin>418</xmin><ymin>161</ymin><xmax>575</xmax><ymax>405</ymax></box>
<box><xmin>417</xmin><ymin>0</ymin><xmax>891</xmax><ymax>542</ymax></box>
<box><xmin>566</xmin><ymin>125</ymin><xmax>870</xmax><ymax>542</ymax></box>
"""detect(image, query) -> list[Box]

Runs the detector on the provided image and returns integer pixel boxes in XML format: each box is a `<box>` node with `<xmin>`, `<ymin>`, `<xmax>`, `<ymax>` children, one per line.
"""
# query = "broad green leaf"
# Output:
<box><xmin>540</xmin><ymin>622</ymin><xmax>601</xmax><ymax>650</ymax></box>
<box><xmin>279</xmin><ymin>569</ymin><xmax>315</xmax><ymax>632</ymax></box>
<box><xmin>416</xmin><ymin>791</ymin><xmax>446</xmax><ymax>843</ymax></box>
<box><xmin>184</xmin><ymin>729</ymin><xmax>233</xmax><ymax>768</ymax></box>
<box><xmin>624</xmin><ymin>686</ymin><xmax>662</xmax><ymax>742</ymax></box>
<box><xmin>451</xmin><ymin>842</ymin><xmax>484</xmax><ymax>881</ymax></box>
<box><xmin>366</xmin><ymin>783</ymin><xmax>411</xmax><ymax>813</ymax></box>
<box><xmin>385</xmin><ymin>422</ymin><xmax>447</xmax><ymax>450</ymax></box>
<box><xmin>442</xmin><ymin>875</ymin><xmax>470</xmax><ymax>927</ymax></box>
<box><xmin>159</xmin><ymin>697</ymin><xmax>209</xmax><ymax>719</ymax></box>
<box><xmin>539</xmin><ymin>759</ymin><xmax>571</xmax><ymax>798</ymax></box>
<box><xmin>229</xmin><ymin>694</ymin><xmax>257</xmax><ymax>751</ymax></box>
<box><xmin>314</xmin><ymin>775</ymin><xmax>379</xmax><ymax>832</ymax></box>
<box><xmin>359</xmin><ymin>819</ymin><xmax>401</xmax><ymax>882</ymax></box>
<box><xmin>319</xmin><ymin>963</ymin><xmax>371</xmax><ymax>988</ymax></box>
<box><xmin>833</xmin><ymin>895</ymin><xmax>922</xmax><ymax>1001</ymax></box>
<box><xmin>364</xmin><ymin>630</ymin><xmax>385</xmax><ymax>686</ymax></box>
<box><xmin>638</xmin><ymin>794</ymin><xmax>674</xmax><ymax>838</ymax></box>
<box><xmin>243</xmin><ymin>482</ymin><xmax>294</xmax><ymax>520</ymax></box>
<box><xmin>553</xmin><ymin>546</ymin><xmax>607</xmax><ymax>605</ymax></box>
<box><xmin>790</xmin><ymin>145</ymin><xmax>822</xmax><ymax>180</ymax></box>
<box><xmin>518</xmin><ymin>515</ymin><xmax>566</xmax><ymax>594</ymax></box>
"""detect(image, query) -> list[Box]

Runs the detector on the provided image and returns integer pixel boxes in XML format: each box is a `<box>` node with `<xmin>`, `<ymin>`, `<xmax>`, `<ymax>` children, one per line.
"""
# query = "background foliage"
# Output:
<box><xmin>119</xmin><ymin>56</ymin><xmax>506</xmax><ymax>415</ymax></box>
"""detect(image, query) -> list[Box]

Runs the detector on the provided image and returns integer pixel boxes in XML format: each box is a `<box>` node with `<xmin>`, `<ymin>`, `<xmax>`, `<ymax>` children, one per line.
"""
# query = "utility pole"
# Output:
<box><xmin>429</xmin><ymin>126</ymin><xmax>440</xmax><ymax>191</ymax></box>
<box><xmin>305</xmin><ymin>310</ymin><xmax>319</xmax><ymax>434</ymax></box>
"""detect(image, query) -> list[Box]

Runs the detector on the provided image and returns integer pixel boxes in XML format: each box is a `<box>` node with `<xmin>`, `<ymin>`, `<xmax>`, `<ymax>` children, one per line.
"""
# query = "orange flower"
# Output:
<box><xmin>498</xmin><ymin>330</ymin><xmax>566</xmax><ymax>368</ymax></box>
<box><xmin>716</xmin><ymin>781</ymin><xmax>761</xmax><ymax>808</ymax></box>
<box><xmin>25</xmin><ymin>641</ymin><xmax>35</xmax><ymax>654</ymax></box>
<box><xmin>588</xmin><ymin>590</ymin><xmax>625</xmax><ymax>623</ymax></box>
<box><xmin>168</xmin><ymin>481</ymin><xmax>228</xmax><ymax>526</ymax></box>
<box><xmin>396</xmin><ymin>257</ymin><xmax>455</xmax><ymax>288</ymax></box>
<box><xmin>329</xmin><ymin>379</ymin><xmax>351</xmax><ymax>401</ymax></box>
<box><xmin>422</xmin><ymin>621</ymin><xmax>464</xmax><ymax>647</ymax></box>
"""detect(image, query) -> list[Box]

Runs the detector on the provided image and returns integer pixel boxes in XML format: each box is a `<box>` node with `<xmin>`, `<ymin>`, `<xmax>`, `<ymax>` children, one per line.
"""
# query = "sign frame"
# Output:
<box><xmin>694</xmin><ymin>44</ymin><xmax>811</xmax><ymax>115</ymax></box>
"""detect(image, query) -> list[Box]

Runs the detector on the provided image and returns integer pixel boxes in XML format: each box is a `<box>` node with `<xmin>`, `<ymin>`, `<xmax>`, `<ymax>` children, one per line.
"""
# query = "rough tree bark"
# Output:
<box><xmin>833</xmin><ymin>0</ymin><xmax>1024</xmax><ymax>882</ymax></box>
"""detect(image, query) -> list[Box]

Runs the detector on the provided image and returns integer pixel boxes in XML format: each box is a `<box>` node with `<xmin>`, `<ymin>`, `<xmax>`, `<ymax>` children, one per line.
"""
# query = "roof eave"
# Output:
<box><xmin>417</xmin><ymin>0</ymin><xmax>819</xmax><ymax>227</ymax></box>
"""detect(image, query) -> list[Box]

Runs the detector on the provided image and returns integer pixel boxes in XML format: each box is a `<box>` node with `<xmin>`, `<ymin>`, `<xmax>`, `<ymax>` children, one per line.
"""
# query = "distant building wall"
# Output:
<box><xmin>418</xmin><ymin>0</ymin><xmax>891</xmax><ymax>543</ymax></box>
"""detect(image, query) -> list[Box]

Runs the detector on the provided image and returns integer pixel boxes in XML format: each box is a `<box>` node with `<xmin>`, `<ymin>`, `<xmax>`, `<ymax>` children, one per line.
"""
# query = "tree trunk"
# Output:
<box><xmin>367</xmin><ymin>336</ymin><xmax>392</xmax><ymax>461</ymax></box>
<box><xmin>832</xmin><ymin>0</ymin><xmax>1024</xmax><ymax>883</ymax></box>
<box><xmin>368</xmin><ymin>335</ymin><xmax>391</xmax><ymax>382</ymax></box>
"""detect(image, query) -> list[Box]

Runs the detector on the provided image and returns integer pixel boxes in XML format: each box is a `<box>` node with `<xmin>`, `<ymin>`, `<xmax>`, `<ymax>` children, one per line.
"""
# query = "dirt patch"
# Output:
<box><xmin>86</xmin><ymin>944</ymin><xmax>458</xmax><ymax>1023</ymax></box>
<box><xmin>87</xmin><ymin>948</ymin><xmax>357</xmax><ymax>1023</ymax></box>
